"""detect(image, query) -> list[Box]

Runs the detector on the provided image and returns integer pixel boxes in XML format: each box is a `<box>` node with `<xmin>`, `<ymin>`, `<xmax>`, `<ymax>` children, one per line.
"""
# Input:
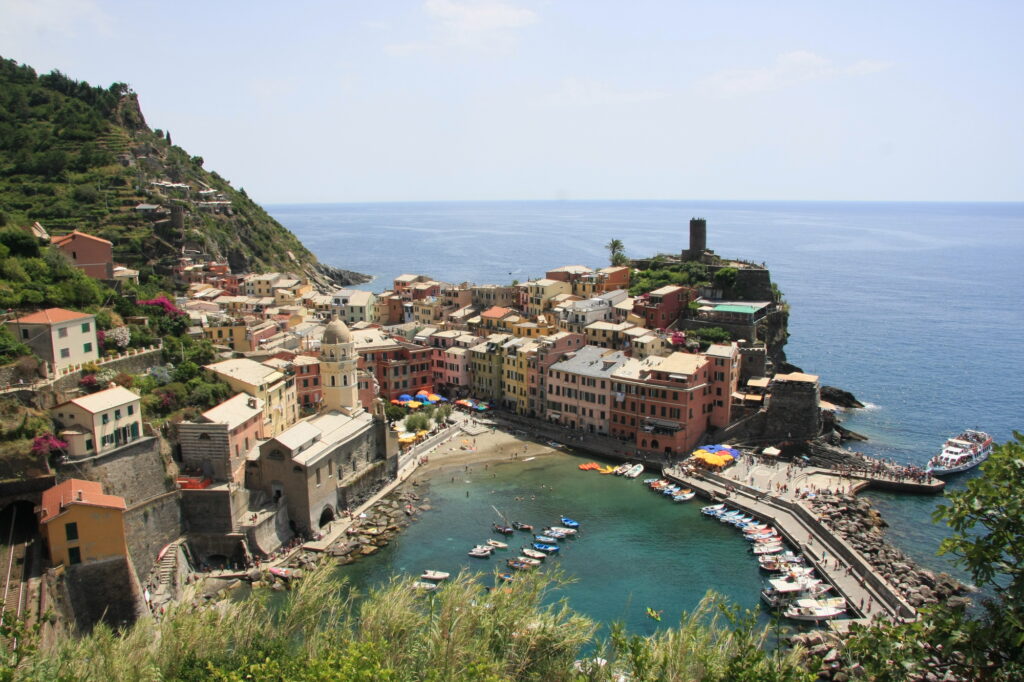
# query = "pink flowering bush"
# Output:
<box><xmin>31</xmin><ymin>433</ymin><xmax>68</xmax><ymax>455</ymax></box>
<box><xmin>137</xmin><ymin>296</ymin><xmax>185</xmax><ymax>317</ymax></box>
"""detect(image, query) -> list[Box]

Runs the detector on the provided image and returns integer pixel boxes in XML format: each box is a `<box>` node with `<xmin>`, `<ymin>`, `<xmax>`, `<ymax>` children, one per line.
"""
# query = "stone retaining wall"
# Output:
<box><xmin>124</xmin><ymin>491</ymin><xmax>184</xmax><ymax>582</ymax></box>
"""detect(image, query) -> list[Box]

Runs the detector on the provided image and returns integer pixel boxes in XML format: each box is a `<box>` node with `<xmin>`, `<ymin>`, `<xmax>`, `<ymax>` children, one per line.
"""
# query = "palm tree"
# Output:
<box><xmin>606</xmin><ymin>238</ymin><xmax>624</xmax><ymax>265</ymax></box>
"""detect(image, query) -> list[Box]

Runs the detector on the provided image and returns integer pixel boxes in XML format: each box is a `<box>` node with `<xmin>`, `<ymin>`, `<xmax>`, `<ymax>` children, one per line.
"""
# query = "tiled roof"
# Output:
<box><xmin>39</xmin><ymin>479</ymin><xmax>126</xmax><ymax>524</ymax></box>
<box><xmin>62</xmin><ymin>386</ymin><xmax>140</xmax><ymax>414</ymax></box>
<box><xmin>12</xmin><ymin>308</ymin><xmax>92</xmax><ymax>325</ymax></box>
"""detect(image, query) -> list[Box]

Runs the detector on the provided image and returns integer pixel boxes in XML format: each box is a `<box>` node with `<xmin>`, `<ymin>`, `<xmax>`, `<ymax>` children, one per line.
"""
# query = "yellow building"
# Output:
<box><xmin>38</xmin><ymin>479</ymin><xmax>127</xmax><ymax>567</ymax></box>
<box><xmin>205</xmin><ymin>358</ymin><xmax>298</xmax><ymax>437</ymax></box>
<box><xmin>501</xmin><ymin>338</ymin><xmax>536</xmax><ymax>414</ymax></box>
<box><xmin>468</xmin><ymin>333</ymin><xmax>510</xmax><ymax>401</ymax></box>
<box><xmin>203</xmin><ymin>321</ymin><xmax>250</xmax><ymax>351</ymax></box>
<box><xmin>523</xmin><ymin>279</ymin><xmax>572</xmax><ymax>317</ymax></box>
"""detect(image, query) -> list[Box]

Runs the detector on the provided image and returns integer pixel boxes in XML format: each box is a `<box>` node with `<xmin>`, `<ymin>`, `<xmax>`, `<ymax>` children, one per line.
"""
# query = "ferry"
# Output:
<box><xmin>925</xmin><ymin>429</ymin><xmax>993</xmax><ymax>475</ymax></box>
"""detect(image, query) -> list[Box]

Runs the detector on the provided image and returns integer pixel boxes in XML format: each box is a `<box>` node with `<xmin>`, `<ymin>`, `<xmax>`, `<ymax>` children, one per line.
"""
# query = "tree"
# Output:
<box><xmin>606</xmin><ymin>238</ymin><xmax>625</xmax><ymax>266</ymax></box>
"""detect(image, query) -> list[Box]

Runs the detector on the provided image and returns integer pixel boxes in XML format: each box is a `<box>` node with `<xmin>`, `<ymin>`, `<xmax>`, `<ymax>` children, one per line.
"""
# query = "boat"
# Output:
<box><xmin>744</xmin><ymin>530</ymin><xmax>777</xmax><ymax>540</ymax></box>
<box><xmin>412</xmin><ymin>581</ymin><xmax>439</xmax><ymax>591</ymax></box>
<box><xmin>548</xmin><ymin>526</ymin><xmax>578</xmax><ymax>535</ymax></box>
<box><xmin>535</xmin><ymin>535</ymin><xmax>558</xmax><ymax>544</ymax></box>
<box><xmin>512</xmin><ymin>521</ymin><xmax>534</xmax><ymax>532</ymax></box>
<box><xmin>672</xmin><ymin>491</ymin><xmax>695</xmax><ymax>502</ymax></box>
<box><xmin>751</xmin><ymin>535</ymin><xmax>784</xmax><ymax>546</ymax></box>
<box><xmin>421</xmin><ymin>570</ymin><xmax>450</xmax><ymax>581</ymax></box>
<box><xmin>468</xmin><ymin>547</ymin><xmax>492</xmax><ymax>558</ymax></box>
<box><xmin>646</xmin><ymin>607</ymin><xmax>662</xmax><ymax>621</ymax></box>
<box><xmin>492</xmin><ymin>523</ymin><xmax>514</xmax><ymax>535</ymax></box>
<box><xmin>578</xmin><ymin>462</ymin><xmax>600</xmax><ymax>471</ymax></box>
<box><xmin>542</xmin><ymin>529</ymin><xmax>568</xmax><ymax>539</ymax></box>
<box><xmin>560</xmin><ymin>517</ymin><xmax>580</xmax><ymax>528</ymax></box>
<box><xmin>642</xmin><ymin>477</ymin><xmax>659</xmax><ymax>485</ymax></box>
<box><xmin>515</xmin><ymin>555</ymin><xmax>542</xmax><ymax>566</ymax></box>
<box><xmin>269</xmin><ymin>566</ymin><xmax>298</xmax><ymax>580</ymax></box>
<box><xmin>649</xmin><ymin>479</ymin><xmax>669</xmax><ymax>489</ymax></box>
<box><xmin>758</xmin><ymin>552</ymin><xmax>804</xmax><ymax>567</ymax></box>
<box><xmin>742</xmin><ymin>524</ymin><xmax>771</xmax><ymax>534</ymax></box>
<box><xmin>926</xmin><ymin>429</ymin><xmax>993</xmax><ymax>476</ymax></box>
<box><xmin>752</xmin><ymin>543</ymin><xmax>785</xmax><ymax>555</ymax></box>
<box><xmin>486</xmin><ymin>539</ymin><xmax>509</xmax><ymax>549</ymax></box>
<box><xmin>701</xmin><ymin>504</ymin><xmax>725</xmax><ymax>515</ymax></box>
<box><xmin>625</xmin><ymin>463</ymin><xmax>644</xmax><ymax>478</ymax></box>
<box><xmin>783</xmin><ymin>602</ymin><xmax>846</xmax><ymax>622</ymax></box>
<box><xmin>506</xmin><ymin>559</ymin><xmax>533</xmax><ymax>570</ymax></box>
<box><xmin>795</xmin><ymin>597</ymin><xmax>847</xmax><ymax>611</ymax></box>
<box><xmin>498</xmin><ymin>573</ymin><xmax>515</xmax><ymax>582</ymax></box>
<box><xmin>614</xmin><ymin>464</ymin><xmax>631</xmax><ymax>475</ymax></box>
<box><xmin>521</xmin><ymin>548</ymin><xmax>547</xmax><ymax>560</ymax></box>
<box><xmin>532</xmin><ymin>542</ymin><xmax>559</xmax><ymax>554</ymax></box>
<box><xmin>661</xmin><ymin>485</ymin><xmax>681</xmax><ymax>495</ymax></box>
<box><xmin>598</xmin><ymin>465</ymin><xmax>617</xmax><ymax>474</ymax></box>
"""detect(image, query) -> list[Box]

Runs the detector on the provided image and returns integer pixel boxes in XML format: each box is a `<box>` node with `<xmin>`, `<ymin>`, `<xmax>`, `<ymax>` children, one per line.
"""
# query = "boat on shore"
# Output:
<box><xmin>926</xmin><ymin>429</ymin><xmax>993</xmax><ymax>475</ymax></box>
<box><xmin>421</xmin><ymin>570</ymin><xmax>450</xmax><ymax>581</ymax></box>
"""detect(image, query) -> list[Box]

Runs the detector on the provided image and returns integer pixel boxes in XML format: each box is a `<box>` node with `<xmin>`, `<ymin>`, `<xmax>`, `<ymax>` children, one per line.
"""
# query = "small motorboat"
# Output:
<box><xmin>492</xmin><ymin>523</ymin><xmax>514</xmax><ymax>535</ymax></box>
<box><xmin>783</xmin><ymin>602</ymin><xmax>846</xmax><ymax>622</ymax></box>
<box><xmin>486</xmin><ymin>539</ymin><xmax>509</xmax><ymax>549</ymax></box>
<box><xmin>412</xmin><ymin>581</ymin><xmax>439</xmax><ymax>591</ymax></box>
<box><xmin>650</xmin><ymin>479</ymin><xmax>669</xmax><ymax>489</ymax></box>
<box><xmin>661</xmin><ymin>485</ymin><xmax>681</xmax><ymax>495</ymax></box>
<box><xmin>521</xmin><ymin>548</ymin><xmax>547</xmax><ymax>560</ymax></box>
<box><xmin>421</xmin><ymin>570</ymin><xmax>450</xmax><ymax>581</ymax></box>
<box><xmin>512</xmin><ymin>521</ymin><xmax>534</xmax><ymax>532</ymax></box>
<box><xmin>535</xmin><ymin>535</ymin><xmax>558</xmax><ymax>544</ymax></box>
<box><xmin>646</xmin><ymin>607</ymin><xmax>662</xmax><ymax>621</ymax></box>
<box><xmin>752</xmin><ymin>543</ymin><xmax>785</xmax><ymax>555</ymax></box>
<box><xmin>751</xmin><ymin>535</ymin><xmax>784</xmax><ymax>546</ymax></box>
<box><xmin>672</xmin><ymin>491</ymin><xmax>695</xmax><ymax>502</ymax></box>
<box><xmin>515</xmin><ymin>555</ymin><xmax>541</xmax><ymax>566</ymax></box>
<box><xmin>701</xmin><ymin>503</ymin><xmax>725</xmax><ymax>514</ymax></box>
<box><xmin>743</xmin><ymin>525</ymin><xmax>773</xmax><ymax>535</ymax></box>
<box><xmin>506</xmin><ymin>559</ymin><xmax>533</xmax><ymax>570</ymax></box>
<box><xmin>532</xmin><ymin>542</ymin><xmax>559</xmax><ymax>554</ymax></box>
<box><xmin>542</xmin><ymin>528</ymin><xmax>568</xmax><ymax>539</ymax></box>
<box><xmin>795</xmin><ymin>597</ymin><xmax>846</xmax><ymax>611</ymax></box>
<box><xmin>548</xmin><ymin>525</ymin><xmax>578</xmax><ymax>535</ymax></box>
<box><xmin>614</xmin><ymin>464</ymin><xmax>631</xmax><ymax>475</ymax></box>
<box><xmin>560</xmin><ymin>517</ymin><xmax>580</xmax><ymax>528</ymax></box>
<box><xmin>468</xmin><ymin>546</ymin><xmax>492</xmax><ymax>558</ymax></box>
<box><xmin>498</xmin><ymin>573</ymin><xmax>515</xmax><ymax>582</ymax></box>
<box><xmin>625</xmin><ymin>463</ymin><xmax>644</xmax><ymax>478</ymax></box>
<box><xmin>642</xmin><ymin>477</ymin><xmax>659</xmax><ymax>485</ymax></box>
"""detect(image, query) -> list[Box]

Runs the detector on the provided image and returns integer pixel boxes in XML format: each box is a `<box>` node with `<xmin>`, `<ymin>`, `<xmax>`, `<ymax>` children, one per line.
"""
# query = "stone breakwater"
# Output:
<box><xmin>807</xmin><ymin>492</ymin><xmax>969</xmax><ymax>609</ymax></box>
<box><xmin>327</xmin><ymin>487</ymin><xmax>431</xmax><ymax>565</ymax></box>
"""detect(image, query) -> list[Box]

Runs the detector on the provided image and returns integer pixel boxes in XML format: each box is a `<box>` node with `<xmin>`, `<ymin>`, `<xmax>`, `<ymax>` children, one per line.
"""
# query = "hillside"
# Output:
<box><xmin>0</xmin><ymin>57</ymin><xmax>368</xmax><ymax>289</ymax></box>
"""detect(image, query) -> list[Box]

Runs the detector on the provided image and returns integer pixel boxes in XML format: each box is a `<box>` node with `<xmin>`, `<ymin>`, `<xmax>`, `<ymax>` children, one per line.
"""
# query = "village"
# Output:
<box><xmin>0</xmin><ymin>217</ymin><xmax>830</xmax><ymax>633</ymax></box>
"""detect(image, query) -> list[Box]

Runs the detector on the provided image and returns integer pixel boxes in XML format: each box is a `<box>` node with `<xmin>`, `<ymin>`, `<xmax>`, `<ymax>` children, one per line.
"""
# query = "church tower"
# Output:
<box><xmin>320</xmin><ymin>317</ymin><xmax>361</xmax><ymax>415</ymax></box>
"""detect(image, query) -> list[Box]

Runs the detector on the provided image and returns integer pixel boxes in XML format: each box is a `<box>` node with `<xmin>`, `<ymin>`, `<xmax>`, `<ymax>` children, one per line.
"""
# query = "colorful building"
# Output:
<box><xmin>205</xmin><ymin>358</ymin><xmax>298</xmax><ymax>437</ymax></box>
<box><xmin>38</xmin><ymin>479</ymin><xmax>128</xmax><ymax>568</ymax></box>
<box><xmin>632</xmin><ymin>285</ymin><xmax>693</xmax><ymax>330</ymax></box>
<box><xmin>51</xmin><ymin>386</ymin><xmax>143</xmax><ymax>458</ymax></box>
<box><xmin>177</xmin><ymin>393</ymin><xmax>264</xmax><ymax>483</ymax></box>
<box><xmin>51</xmin><ymin>230</ymin><xmax>114</xmax><ymax>280</ymax></box>
<box><xmin>546</xmin><ymin>346</ymin><xmax>629</xmax><ymax>434</ymax></box>
<box><xmin>6</xmin><ymin>308</ymin><xmax>98</xmax><ymax>373</ymax></box>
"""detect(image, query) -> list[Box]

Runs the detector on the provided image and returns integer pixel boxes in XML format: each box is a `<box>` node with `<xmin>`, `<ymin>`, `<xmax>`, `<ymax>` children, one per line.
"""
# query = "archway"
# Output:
<box><xmin>318</xmin><ymin>505</ymin><xmax>335</xmax><ymax>528</ymax></box>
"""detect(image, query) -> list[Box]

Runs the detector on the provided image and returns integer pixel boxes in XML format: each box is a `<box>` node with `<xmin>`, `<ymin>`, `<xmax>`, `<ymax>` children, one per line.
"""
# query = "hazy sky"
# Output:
<box><xmin>2</xmin><ymin>1</ymin><xmax>1021</xmax><ymax>204</ymax></box>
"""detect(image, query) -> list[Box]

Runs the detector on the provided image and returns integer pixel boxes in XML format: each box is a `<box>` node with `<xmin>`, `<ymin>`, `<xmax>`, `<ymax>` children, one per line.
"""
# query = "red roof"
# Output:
<box><xmin>12</xmin><ymin>308</ymin><xmax>92</xmax><ymax>325</ymax></box>
<box><xmin>38</xmin><ymin>479</ymin><xmax>126</xmax><ymax>524</ymax></box>
<box><xmin>51</xmin><ymin>230</ymin><xmax>113</xmax><ymax>247</ymax></box>
<box><xmin>482</xmin><ymin>306</ymin><xmax>513</xmax><ymax>319</ymax></box>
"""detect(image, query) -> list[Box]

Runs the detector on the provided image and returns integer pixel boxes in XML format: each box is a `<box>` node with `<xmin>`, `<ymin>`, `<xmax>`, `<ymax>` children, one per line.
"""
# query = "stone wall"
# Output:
<box><xmin>61</xmin><ymin>556</ymin><xmax>146</xmax><ymax>632</ymax></box>
<box><xmin>56</xmin><ymin>436</ymin><xmax>171</xmax><ymax>506</ymax></box>
<box><xmin>246</xmin><ymin>505</ymin><xmax>291</xmax><ymax>555</ymax></box>
<box><xmin>47</xmin><ymin>347</ymin><xmax>165</xmax><ymax>403</ymax></box>
<box><xmin>181</xmin><ymin>486</ymin><xmax>241</xmax><ymax>534</ymax></box>
<box><xmin>761</xmin><ymin>378</ymin><xmax>821</xmax><ymax>442</ymax></box>
<box><xmin>124</xmin><ymin>491</ymin><xmax>184</xmax><ymax>582</ymax></box>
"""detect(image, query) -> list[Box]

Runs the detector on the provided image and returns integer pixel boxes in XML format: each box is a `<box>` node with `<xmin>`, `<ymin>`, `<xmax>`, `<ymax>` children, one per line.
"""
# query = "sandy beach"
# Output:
<box><xmin>408</xmin><ymin>425</ymin><xmax>568</xmax><ymax>485</ymax></box>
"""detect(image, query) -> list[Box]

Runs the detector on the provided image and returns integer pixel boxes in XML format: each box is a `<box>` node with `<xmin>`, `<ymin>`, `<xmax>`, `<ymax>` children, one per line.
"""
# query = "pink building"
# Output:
<box><xmin>52</xmin><ymin>231</ymin><xmax>114</xmax><ymax>280</ymax></box>
<box><xmin>631</xmin><ymin>285</ymin><xmax>693</xmax><ymax>331</ymax></box>
<box><xmin>293</xmin><ymin>354</ymin><xmax>322</xmax><ymax>409</ymax></box>
<box><xmin>177</xmin><ymin>393</ymin><xmax>265</xmax><ymax>483</ymax></box>
<box><xmin>546</xmin><ymin>346</ymin><xmax>629</xmax><ymax>434</ymax></box>
<box><xmin>529</xmin><ymin>331</ymin><xmax>587</xmax><ymax>417</ymax></box>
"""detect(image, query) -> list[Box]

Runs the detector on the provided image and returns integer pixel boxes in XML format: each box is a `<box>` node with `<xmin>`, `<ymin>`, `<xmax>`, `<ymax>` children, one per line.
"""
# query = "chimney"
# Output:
<box><xmin>77</xmin><ymin>490</ymin><xmax>84</xmax><ymax>501</ymax></box>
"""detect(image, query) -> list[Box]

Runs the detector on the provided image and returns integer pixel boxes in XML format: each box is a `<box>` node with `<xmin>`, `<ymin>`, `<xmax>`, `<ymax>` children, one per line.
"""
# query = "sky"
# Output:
<box><xmin>1</xmin><ymin>0</ymin><xmax>1022</xmax><ymax>204</ymax></box>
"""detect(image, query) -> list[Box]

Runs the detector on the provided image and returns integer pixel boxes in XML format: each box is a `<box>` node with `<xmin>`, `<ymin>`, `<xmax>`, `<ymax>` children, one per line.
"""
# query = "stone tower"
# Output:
<box><xmin>320</xmin><ymin>317</ymin><xmax>361</xmax><ymax>415</ymax></box>
<box><xmin>686</xmin><ymin>218</ymin><xmax>707</xmax><ymax>261</ymax></box>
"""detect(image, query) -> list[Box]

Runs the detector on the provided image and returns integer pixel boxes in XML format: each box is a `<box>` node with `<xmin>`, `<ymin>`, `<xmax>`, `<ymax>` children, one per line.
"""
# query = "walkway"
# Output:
<box><xmin>664</xmin><ymin>465</ymin><xmax>917</xmax><ymax>623</ymax></box>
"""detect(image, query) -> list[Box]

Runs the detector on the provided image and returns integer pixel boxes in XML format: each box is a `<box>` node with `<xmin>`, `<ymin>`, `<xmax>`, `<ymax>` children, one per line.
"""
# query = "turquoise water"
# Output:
<box><xmin>340</xmin><ymin>451</ymin><xmax>771</xmax><ymax>634</ymax></box>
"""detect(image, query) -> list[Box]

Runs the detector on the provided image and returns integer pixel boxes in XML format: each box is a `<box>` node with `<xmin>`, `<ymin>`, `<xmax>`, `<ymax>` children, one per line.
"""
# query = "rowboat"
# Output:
<box><xmin>701</xmin><ymin>504</ymin><xmax>725</xmax><ymax>515</ymax></box>
<box><xmin>421</xmin><ymin>570</ymin><xmax>450</xmax><ymax>581</ymax></box>
<box><xmin>532</xmin><ymin>542</ymin><xmax>559</xmax><ymax>553</ymax></box>
<box><xmin>512</xmin><ymin>521</ymin><xmax>534</xmax><ymax>532</ymax></box>
<box><xmin>560</xmin><ymin>517</ymin><xmax>580</xmax><ymax>528</ymax></box>
<box><xmin>468</xmin><ymin>546</ymin><xmax>492</xmax><ymax>558</ymax></box>
<box><xmin>515</xmin><ymin>555</ymin><xmax>542</xmax><ymax>566</ymax></box>
<box><xmin>661</xmin><ymin>485</ymin><xmax>681</xmax><ymax>495</ymax></box>
<box><xmin>486</xmin><ymin>539</ymin><xmax>509</xmax><ymax>549</ymax></box>
<box><xmin>506</xmin><ymin>559</ymin><xmax>533</xmax><ymax>570</ymax></box>
<box><xmin>492</xmin><ymin>523</ymin><xmax>514</xmax><ymax>535</ymax></box>
<box><xmin>672</xmin><ymin>492</ymin><xmax>695</xmax><ymax>502</ymax></box>
<box><xmin>752</xmin><ymin>543</ymin><xmax>785</xmax><ymax>555</ymax></box>
<box><xmin>548</xmin><ymin>526</ymin><xmax>578</xmax><ymax>535</ymax></box>
<box><xmin>521</xmin><ymin>548</ymin><xmax>546</xmax><ymax>560</ymax></box>
<box><xmin>412</xmin><ymin>581</ymin><xmax>438</xmax><ymax>591</ymax></box>
<box><xmin>625</xmin><ymin>463</ymin><xmax>644</xmax><ymax>478</ymax></box>
<box><xmin>535</xmin><ymin>535</ymin><xmax>558</xmax><ymax>544</ymax></box>
<box><xmin>742</xmin><ymin>524</ymin><xmax>771</xmax><ymax>534</ymax></box>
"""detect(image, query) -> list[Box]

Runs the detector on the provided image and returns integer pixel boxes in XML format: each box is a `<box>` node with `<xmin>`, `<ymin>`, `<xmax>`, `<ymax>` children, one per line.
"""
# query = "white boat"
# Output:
<box><xmin>515</xmin><ymin>555</ymin><xmax>542</xmax><ymax>566</ymax></box>
<box><xmin>412</xmin><ymin>581</ymin><xmax>439</xmax><ymax>591</ymax></box>
<box><xmin>672</xmin><ymin>492</ymin><xmax>695</xmax><ymax>502</ymax></box>
<box><xmin>614</xmin><ymin>464</ymin><xmax>631</xmax><ymax>475</ymax></box>
<box><xmin>468</xmin><ymin>545</ymin><xmax>494</xmax><ymax>558</ymax></box>
<box><xmin>625</xmin><ymin>463</ymin><xmax>644</xmax><ymax>478</ymax></box>
<box><xmin>486</xmin><ymin>539</ymin><xmax>509</xmax><ymax>549</ymax></box>
<box><xmin>926</xmin><ymin>429</ymin><xmax>993</xmax><ymax>475</ymax></box>
<box><xmin>795</xmin><ymin>597</ymin><xmax>846</xmax><ymax>611</ymax></box>
<box><xmin>521</xmin><ymin>548</ymin><xmax>546</xmax><ymax>560</ymax></box>
<box><xmin>421</xmin><ymin>570</ymin><xmax>450</xmax><ymax>581</ymax></box>
<box><xmin>548</xmin><ymin>526</ymin><xmax>578</xmax><ymax>535</ymax></box>
<box><xmin>784</xmin><ymin>602</ymin><xmax>846</xmax><ymax>622</ymax></box>
<box><xmin>752</xmin><ymin>543</ymin><xmax>785</xmax><ymax>555</ymax></box>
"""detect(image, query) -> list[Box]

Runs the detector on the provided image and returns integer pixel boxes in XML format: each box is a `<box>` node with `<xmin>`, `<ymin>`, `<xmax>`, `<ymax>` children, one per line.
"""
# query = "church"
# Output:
<box><xmin>244</xmin><ymin>318</ymin><xmax>397</xmax><ymax>534</ymax></box>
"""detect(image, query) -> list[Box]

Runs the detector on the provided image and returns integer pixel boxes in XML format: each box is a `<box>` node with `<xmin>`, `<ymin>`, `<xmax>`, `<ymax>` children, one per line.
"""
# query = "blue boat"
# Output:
<box><xmin>560</xmin><ymin>517</ymin><xmax>580</xmax><ymax>528</ymax></box>
<box><xmin>532</xmin><ymin>542</ymin><xmax>559</xmax><ymax>553</ymax></box>
<box><xmin>535</xmin><ymin>535</ymin><xmax>558</xmax><ymax>544</ymax></box>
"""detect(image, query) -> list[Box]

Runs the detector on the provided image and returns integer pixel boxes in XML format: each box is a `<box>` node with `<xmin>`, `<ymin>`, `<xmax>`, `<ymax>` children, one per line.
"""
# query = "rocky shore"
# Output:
<box><xmin>807</xmin><ymin>492</ymin><xmax>969</xmax><ymax>609</ymax></box>
<box><xmin>326</xmin><ymin>487</ymin><xmax>433</xmax><ymax>565</ymax></box>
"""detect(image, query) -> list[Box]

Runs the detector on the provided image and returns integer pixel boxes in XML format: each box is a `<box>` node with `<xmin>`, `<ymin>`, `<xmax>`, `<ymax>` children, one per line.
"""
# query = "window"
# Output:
<box><xmin>127</xmin><ymin>405</ymin><xmax>134</xmax><ymax>416</ymax></box>
<box><xmin>85</xmin><ymin>438</ymin><xmax>93</xmax><ymax>450</ymax></box>
<box><xmin>114</xmin><ymin>409</ymin><xmax>121</xmax><ymax>419</ymax></box>
<box><xmin>101</xmin><ymin>414</ymin><xmax>109</xmax><ymax>424</ymax></box>
<box><xmin>20</xmin><ymin>329</ymin><xmax>28</xmax><ymax>340</ymax></box>
<box><xmin>316</xmin><ymin>468</ymin><xmax>322</xmax><ymax>485</ymax></box>
<box><xmin>68</xmin><ymin>547</ymin><xmax>81</xmax><ymax>565</ymax></box>
<box><xmin>65</xmin><ymin>522</ymin><xmax>79</xmax><ymax>541</ymax></box>
<box><xmin>81</xmin><ymin>322</ymin><xmax>90</xmax><ymax>333</ymax></box>
<box><xmin>60</xmin><ymin>348</ymin><xmax>70</xmax><ymax>359</ymax></box>
<box><xmin>58</xmin><ymin>327</ymin><xmax>69</xmax><ymax>338</ymax></box>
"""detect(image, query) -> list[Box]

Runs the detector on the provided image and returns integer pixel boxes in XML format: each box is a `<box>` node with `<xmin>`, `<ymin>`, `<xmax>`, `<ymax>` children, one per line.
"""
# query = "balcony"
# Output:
<box><xmin>642</xmin><ymin>417</ymin><xmax>683</xmax><ymax>435</ymax></box>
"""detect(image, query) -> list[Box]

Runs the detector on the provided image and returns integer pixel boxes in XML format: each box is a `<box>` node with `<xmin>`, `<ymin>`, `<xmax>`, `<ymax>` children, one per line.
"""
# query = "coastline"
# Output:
<box><xmin>407</xmin><ymin>425</ymin><xmax>567</xmax><ymax>485</ymax></box>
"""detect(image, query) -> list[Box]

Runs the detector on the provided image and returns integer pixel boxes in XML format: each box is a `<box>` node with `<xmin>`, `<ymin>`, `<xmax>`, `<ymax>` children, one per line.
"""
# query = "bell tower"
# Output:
<box><xmin>320</xmin><ymin>317</ymin><xmax>361</xmax><ymax>415</ymax></box>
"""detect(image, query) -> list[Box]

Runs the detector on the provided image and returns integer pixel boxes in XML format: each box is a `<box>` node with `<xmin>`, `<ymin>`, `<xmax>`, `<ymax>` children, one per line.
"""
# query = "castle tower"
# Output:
<box><xmin>687</xmin><ymin>218</ymin><xmax>707</xmax><ymax>261</ymax></box>
<box><xmin>320</xmin><ymin>317</ymin><xmax>361</xmax><ymax>415</ymax></box>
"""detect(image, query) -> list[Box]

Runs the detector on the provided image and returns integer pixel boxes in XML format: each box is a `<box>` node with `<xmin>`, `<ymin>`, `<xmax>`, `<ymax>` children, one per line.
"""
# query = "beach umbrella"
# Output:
<box><xmin>438</xmin><ymin>396</ymin><xmax>449</xmax><ymax>402</ymax></box>
<box><xmin>389</xmin><ymin>399</ymin><xmax>402</xmax><ymax>405</ymax></box>
<box><xmin>407</xmin><ymin>401</ymin><xmax>422</xmax><ymax>408</ymax></box>
<box><xmin>416</xmin><ymin>390</ymin><xmax>429</xmax><ymax>396</ymax></box>
<box><xmin>399</xmin><ymin>394</ymin><xmax>414</xmax><ymax>402</ymax></box>
<box><xmin>428</xmin><ymin>394</ymin><xmax>442</xmax><ymax>402</ymax></box>
<box><xmin>420</xmin><ymin>400</ymin><xmax>434</xmax><ymax>406</ymax></box>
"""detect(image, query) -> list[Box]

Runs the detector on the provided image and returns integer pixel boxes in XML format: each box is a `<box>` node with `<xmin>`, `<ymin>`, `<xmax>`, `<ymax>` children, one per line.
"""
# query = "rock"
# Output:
<box><xmin>821</xmin><ymin>386</ymin><xmax>865</xmax><ymax>408</ymax></box>
<box><xmin>918</xmin><ymin>569</ymin><xmax>937</xmax><ymax>587</ymax></box>
<box><xmin>832</xmin><ymin>672</ymin><xmax>849</xmax><ymax>682</ymax></box>
<box><xmin>360</xmin><ymin>545</ymin><xmax>378</xmax><ymax>555</ymax></box>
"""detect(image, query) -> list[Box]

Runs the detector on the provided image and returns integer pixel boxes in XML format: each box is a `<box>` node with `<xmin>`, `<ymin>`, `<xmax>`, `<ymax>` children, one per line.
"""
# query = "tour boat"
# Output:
<box><xmin>486</xmin><ymin>539</ymin><xmax>509</xmax><ymax>549</ymax></box>
<box><xmin>531</xmin><ymin>542</ymin><xmax>559</xmax><ymax>554</ymax></box>
<box><xmin>560</xmin><ymin>517</ymin><xmax>580</xmax><ymax>528</ymax></box>
<box><xmin>421</xmin><ymin>570</ymin><xmax>450</xmax><ymax>581</ymax></box>
<box><xmin>521</xmin><ymin>548</ymin><xmax>547</xmax><ymax>560</ymax></box>
<box><xmin>625</xmin><ymin>463</ymin><xmax>645</xmax><ymax>478</ymax></box>
<box><xmin>512</xmin><ymin>521</ymin><xmax>534</xmax><ymax>532</ymax></box>
<box><xmin>926</xmin><ymin>430</ymin><xmax>993</xmax><ymax>475</ymax></box>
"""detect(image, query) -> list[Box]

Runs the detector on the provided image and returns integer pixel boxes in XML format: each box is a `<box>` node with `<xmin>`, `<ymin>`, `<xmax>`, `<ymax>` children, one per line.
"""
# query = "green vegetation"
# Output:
<box><xmin>605</xmin><ymin>238</ymin><xmax>628</xmax><ymax>267</ymax></box>
<box><xmin>0</xmin><ymin>56</ymin><xmax>356</xmax><ymax>284</ymax></box>
<box><xmin>0</xmin><ymin>566</ymin><xmax>812</xmax><ymax>681</ymax></box>
<box><xmin>687</xmin><ymin>327</ymin><xmax>733</xmax><ymax>349</ymax></box>
<box><xmin>628</xmin><ymin>261</ymin><xmax>709</xmax><ymax>297</ymax></box>
<box><xmin>841</xmin><ymin>432</ymin><xmax>1024</xmax><ymax>680</ymax></box>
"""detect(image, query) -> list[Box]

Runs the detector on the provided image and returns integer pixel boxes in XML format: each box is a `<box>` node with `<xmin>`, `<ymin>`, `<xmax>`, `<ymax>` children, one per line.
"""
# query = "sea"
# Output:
<box><xmin>269</xmin><ymin>200</ymin><xmax>1024</xmax><ymax>633</ymax></box>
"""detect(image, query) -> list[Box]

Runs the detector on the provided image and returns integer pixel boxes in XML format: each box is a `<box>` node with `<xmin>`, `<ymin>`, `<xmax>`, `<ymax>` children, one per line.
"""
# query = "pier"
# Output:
<box><xmin>664</xmin><ymin>464</ymin><xmax>918</xmax><ymax>624</ymax></box>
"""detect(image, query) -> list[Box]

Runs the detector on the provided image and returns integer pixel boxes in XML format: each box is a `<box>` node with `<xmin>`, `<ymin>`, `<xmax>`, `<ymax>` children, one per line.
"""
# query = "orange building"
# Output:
<box><xmin>38</xmin><ymin>479</ymin><xmax>128</xmax><ymax>567</ymax></box>
<box><xmin>52</xmin><ymin>230</ymin><xmax>114</xmax><ymax>280</ymax></box>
